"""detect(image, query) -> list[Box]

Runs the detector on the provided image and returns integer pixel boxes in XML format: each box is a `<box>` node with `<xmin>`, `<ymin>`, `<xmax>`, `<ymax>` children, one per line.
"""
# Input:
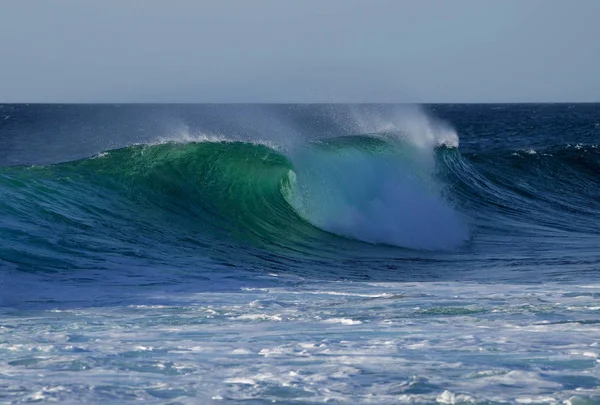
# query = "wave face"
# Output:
<box><xmin>0</xmin><ymin>104</ymin><xmax>599</xmax><ymax>282</ymax></box>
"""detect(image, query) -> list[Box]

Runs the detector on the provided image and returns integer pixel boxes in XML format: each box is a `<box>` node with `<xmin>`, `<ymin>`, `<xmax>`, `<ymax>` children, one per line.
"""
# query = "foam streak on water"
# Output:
<box><xmin>1</xmin><ymin>280</ymin><xmax>599</xmax><ymax>404</ymax></box>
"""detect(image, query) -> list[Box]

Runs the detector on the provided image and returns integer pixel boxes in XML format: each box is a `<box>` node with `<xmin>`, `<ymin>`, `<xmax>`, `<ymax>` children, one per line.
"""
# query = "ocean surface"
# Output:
<box><xmin>0</xmin><ymin>103</ymin><xmax>599</xmax><ymax>404</ymax></box>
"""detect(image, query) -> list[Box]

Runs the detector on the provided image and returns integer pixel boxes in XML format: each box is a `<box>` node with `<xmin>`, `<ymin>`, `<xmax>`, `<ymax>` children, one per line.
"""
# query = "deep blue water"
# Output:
<box><xmin>0</xmin><ymin>104</ymin><xmax>599</xmax><ymax>404</ymax></box>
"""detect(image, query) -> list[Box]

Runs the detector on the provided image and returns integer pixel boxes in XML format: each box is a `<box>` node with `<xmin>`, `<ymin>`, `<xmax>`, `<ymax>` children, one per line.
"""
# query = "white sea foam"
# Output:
<box><xmin>2</xmin><ymin>280</ymin><xmax>599</xmax><ymax>403</ymax></box>
<box><xmin>322</xmin><ymin>318</ymin><xmax>363</xmax><ymax>325</ymax></box>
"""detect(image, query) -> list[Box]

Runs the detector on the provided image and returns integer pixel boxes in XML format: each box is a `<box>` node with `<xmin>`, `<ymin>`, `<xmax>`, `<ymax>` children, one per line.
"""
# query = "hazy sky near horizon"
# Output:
<box><xmin>1</xmin><ymin>0</ymin><xmax>599</xmax><ymax>103</ymax></box>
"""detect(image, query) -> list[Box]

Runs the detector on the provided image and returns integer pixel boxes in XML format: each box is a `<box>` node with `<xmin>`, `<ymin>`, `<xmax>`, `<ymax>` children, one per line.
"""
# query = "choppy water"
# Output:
<box><xmin>0</xmin><ymin>104</ymin><xmax>599</xmax><ymax>403</ymax></box>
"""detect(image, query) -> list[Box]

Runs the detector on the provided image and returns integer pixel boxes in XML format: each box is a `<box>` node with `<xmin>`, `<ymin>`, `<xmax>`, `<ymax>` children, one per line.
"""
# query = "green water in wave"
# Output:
<box><xmin>0</xmin><ymin>136</ymin><xmax>471</xmax><ymax>276</ymax></box>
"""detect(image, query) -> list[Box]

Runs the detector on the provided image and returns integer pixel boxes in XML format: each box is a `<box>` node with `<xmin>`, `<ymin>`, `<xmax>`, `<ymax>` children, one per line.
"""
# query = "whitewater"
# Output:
<box><xmin>0</xmin><ymin>103</ymin><xmax>599</xmax><ymax>404</ymax></box>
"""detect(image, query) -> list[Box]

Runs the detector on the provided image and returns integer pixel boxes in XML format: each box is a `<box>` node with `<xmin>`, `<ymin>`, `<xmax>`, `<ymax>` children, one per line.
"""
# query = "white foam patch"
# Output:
<box><xmin>323</xmin><ymin>318</ymin><xmax>363</xmax><ymax>325</ymax></box>
<box><xmin>2</xmin><ymin>279</ymin><xmax>600</xmax><ymax>403</ymax></box>
<box><xmin>234</xmin><ymin>313</ymin><xmax>282</xmax><ymax>322</ymax></box>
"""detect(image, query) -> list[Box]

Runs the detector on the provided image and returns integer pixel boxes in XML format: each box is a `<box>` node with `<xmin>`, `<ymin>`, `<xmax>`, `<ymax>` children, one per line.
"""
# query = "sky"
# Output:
<box><xmin>0</xmin><ymin>0</ymin><xmax>599</xmax><ymax>103</ymax></box>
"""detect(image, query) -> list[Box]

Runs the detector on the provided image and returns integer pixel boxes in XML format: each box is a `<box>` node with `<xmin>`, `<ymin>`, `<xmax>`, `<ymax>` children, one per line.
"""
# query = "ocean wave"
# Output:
<box><xmin>1</xmin><ymin>105</ymin><xmax>599</xmax><ymax>275</ymax></box>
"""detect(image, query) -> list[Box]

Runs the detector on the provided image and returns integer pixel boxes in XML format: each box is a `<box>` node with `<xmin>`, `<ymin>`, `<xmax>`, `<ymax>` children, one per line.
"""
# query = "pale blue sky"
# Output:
<box><xmin>1</xmin><ymin>0</ymin><xmax>598</xmax><ymax>102</ymax></box>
